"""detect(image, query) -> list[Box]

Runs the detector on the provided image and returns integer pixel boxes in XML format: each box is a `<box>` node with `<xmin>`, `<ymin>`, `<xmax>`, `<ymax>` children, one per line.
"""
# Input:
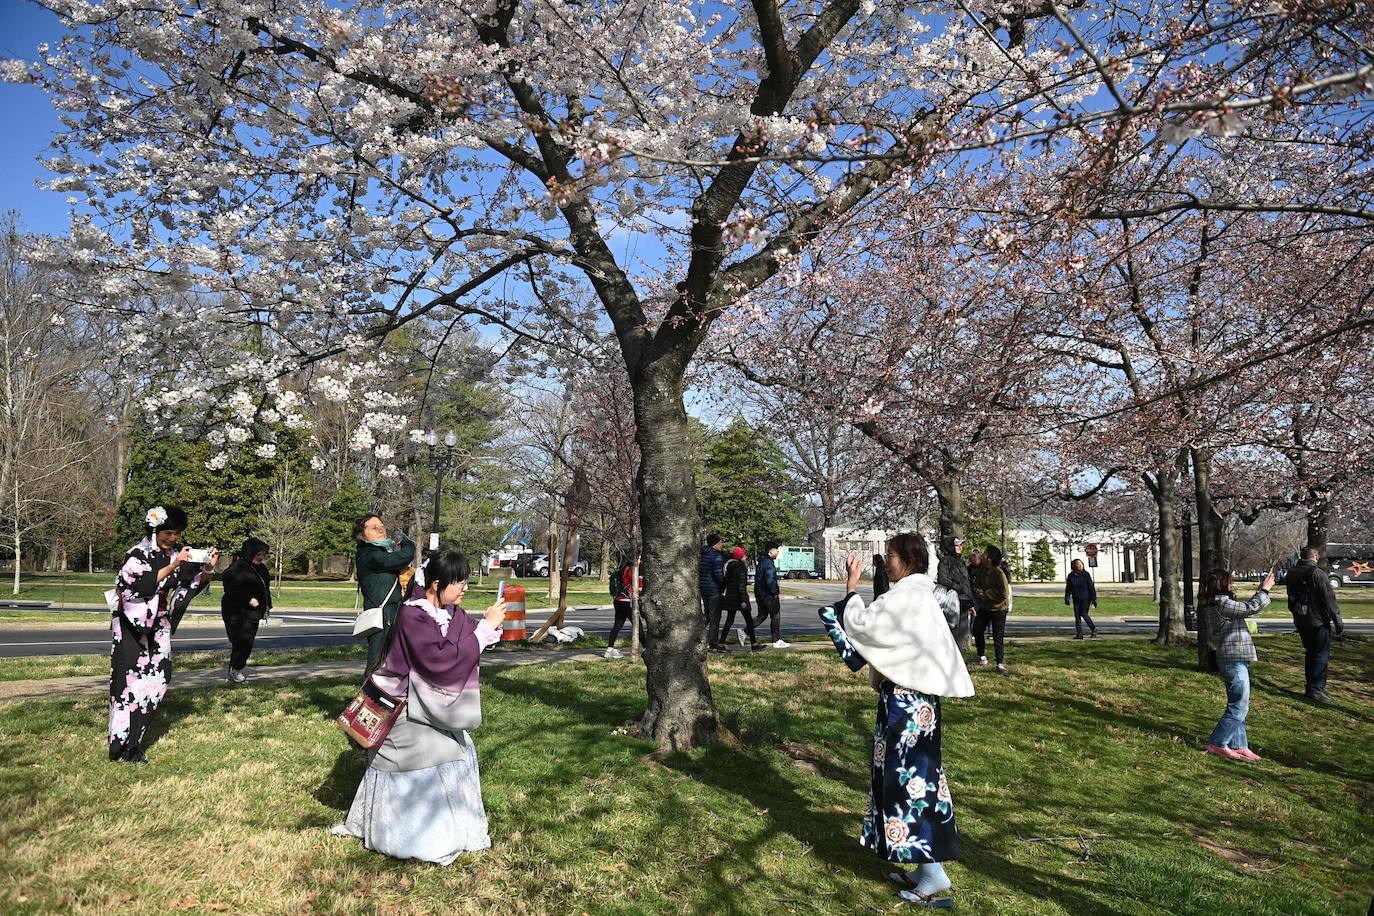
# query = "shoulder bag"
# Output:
<box><xmin>337</xmin><ymin>677</ymin><xmax>405</xmax><ymax>748</ymax></box>
<box><xmin>352</xmin><ymin>578</ymin><xmax>398</xmax><ymax>637</ymax></box>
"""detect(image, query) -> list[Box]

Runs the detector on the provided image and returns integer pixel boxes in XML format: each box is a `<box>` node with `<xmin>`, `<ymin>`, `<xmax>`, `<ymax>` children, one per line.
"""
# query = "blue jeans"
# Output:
<box><xmin>1297</xmin><ymin>625</ymin><xmax>1331</xmax><ymax>692</ymax></box>
<box><xmin>1208</xmin><ymin>661</ymin><xmax>1251</xmax><ymax>749</ymax></box>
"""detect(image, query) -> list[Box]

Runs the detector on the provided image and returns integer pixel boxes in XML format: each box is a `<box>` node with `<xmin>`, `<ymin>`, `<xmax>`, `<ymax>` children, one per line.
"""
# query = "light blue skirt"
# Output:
<box><xmin>341</xmin><ymin>725</ymin><xmax>491</xmax><ymax>865</ymax></box>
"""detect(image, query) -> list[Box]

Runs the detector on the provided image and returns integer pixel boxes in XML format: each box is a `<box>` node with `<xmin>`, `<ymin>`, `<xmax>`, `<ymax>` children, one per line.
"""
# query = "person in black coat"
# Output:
<box><xmin>221</xmin><ymin>536</ymin><xmax>272</xmax><ymax>683</ymax></box>
<box><xmin>1285</xmin><ymin>546</ymin><xmax>1345</xmax><ymax>703</ymax></box>
<box><xmin>937</xmin><ymin>536</ymin><xmax>976</xmax><ymax>646</ymax></box>
<box><xmin>718</xmin><ymin>547</ymin><xmax>760</xmax><ymax>651</ymax></box>
<box><xmin>1064</xmin><ymin>559</ymin><xmax>1098</xmax><ymax>639</ymax></box>
<box><xmin>872</xmin><ymin>553</ymin><xmax>890</xmax><ymax>600</ymax></box>
<box><xmin>699</xmin><ymin>534</ymin><xmax>726</xmax><ymax>652</ymax></box>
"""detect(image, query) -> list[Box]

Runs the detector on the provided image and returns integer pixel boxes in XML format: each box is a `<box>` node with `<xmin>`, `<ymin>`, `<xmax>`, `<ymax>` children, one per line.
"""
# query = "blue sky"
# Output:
<box><xmin>1</xmin><ymin>1</ymin><xmax>71</xmax><ymax>235</ymax></box>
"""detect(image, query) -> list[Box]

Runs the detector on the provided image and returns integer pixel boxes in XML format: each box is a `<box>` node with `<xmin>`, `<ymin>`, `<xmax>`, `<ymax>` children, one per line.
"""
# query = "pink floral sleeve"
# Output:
<box><xmin>117</xmin><ymin>552</ymin><xmax>160</xmax><ymax>630</ymax></box>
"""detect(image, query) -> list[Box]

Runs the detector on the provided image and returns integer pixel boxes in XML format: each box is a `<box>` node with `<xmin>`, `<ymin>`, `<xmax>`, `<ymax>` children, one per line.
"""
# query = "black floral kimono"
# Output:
<box><xmin>820</xmin><ymin>604</ymin><xmax>960</xmax><ymax>864</ymax></box>
<box><xmin>107</xmin><ymin>538</ymin><xmax>210</xmax><ymax>761</ymax></box>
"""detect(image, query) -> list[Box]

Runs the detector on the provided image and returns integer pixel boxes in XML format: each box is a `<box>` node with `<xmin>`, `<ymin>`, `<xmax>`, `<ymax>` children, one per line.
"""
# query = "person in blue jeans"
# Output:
<box><xmin>1201</xmin><ymin>566</ymin><xmax>1275</xmax><ymax>762</ymax></box>
<box><xmin>698</xmin><ymin>534</ymin><xmax>726</xmax><ymax>652</ymax></box>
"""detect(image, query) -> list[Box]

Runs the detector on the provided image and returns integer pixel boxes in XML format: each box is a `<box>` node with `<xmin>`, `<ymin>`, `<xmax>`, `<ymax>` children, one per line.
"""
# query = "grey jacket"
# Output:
<box><xmin>1208</xmin><ymin>588</ymin><xmax>1271</xmax><ymax>662</ymax></box>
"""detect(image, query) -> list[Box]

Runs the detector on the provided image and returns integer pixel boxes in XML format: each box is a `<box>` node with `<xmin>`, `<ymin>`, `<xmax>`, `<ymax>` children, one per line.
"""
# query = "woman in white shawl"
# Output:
<box><xmin>818</xmin><ymin>532</ymin><xmax>973</xmax><ymax>909</ymax></box>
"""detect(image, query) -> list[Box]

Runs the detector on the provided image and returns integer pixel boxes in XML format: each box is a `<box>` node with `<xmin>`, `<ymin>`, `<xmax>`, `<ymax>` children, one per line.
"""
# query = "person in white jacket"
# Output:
<box><xmin>818</xmin><ymin>532</ymin><xmax>973</xmax><ymax>910</ymax></box>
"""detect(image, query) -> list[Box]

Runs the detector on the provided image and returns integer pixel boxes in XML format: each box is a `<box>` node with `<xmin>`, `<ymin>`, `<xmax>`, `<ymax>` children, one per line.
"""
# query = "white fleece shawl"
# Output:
<box><xmin>840</xmin><ymin>572</ymin><xmax>975</xmax><ymax>698</ymax></box>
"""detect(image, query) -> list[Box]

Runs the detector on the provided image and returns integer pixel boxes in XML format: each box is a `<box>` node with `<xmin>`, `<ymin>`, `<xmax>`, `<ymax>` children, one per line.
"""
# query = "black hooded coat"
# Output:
<box><xmin>221</xmin><ymin>537</ymin><xmax>272</xmax><ymax>620</ymax></box>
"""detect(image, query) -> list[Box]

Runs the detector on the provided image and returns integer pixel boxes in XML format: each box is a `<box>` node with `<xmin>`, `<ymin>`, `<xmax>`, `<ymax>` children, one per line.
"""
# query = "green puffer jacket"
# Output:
<box><xmin>355</xmin><ymin>536</ymin><xmax>416</xmax><ymax>627</ymax></box>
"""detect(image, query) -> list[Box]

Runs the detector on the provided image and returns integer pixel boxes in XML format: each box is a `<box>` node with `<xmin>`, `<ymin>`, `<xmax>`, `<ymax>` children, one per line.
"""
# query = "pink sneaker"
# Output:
<box><xmin>1233</xmin><ymin>748</ymin><xmax>1262</xmax><ymax>761</ymax></box>
<box><xmin>1205</xmin><ymin>744</ymin><xmax>1243</xmax><ymax>760</ymax></box>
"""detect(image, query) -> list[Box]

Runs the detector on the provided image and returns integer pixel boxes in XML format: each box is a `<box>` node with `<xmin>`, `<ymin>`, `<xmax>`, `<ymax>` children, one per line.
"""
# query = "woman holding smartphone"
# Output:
<box><xmin>1202</xmin><ymin>566</ymin><xmax>1275</xmax><ymax>761</ymax></box>
<box><xmin>108</xmin><ymin>505</ymin><xmax>218</xmax><ymax>764</ymax></box>
<box><xmin>335</xmin><ymin>550</ymin><xmax>507</xmax><ymax>864</ymax></box>
<box><xmin>818</xmin><ymin>534</ymin><xmax>973</xmax><ymax>908</ymax></box>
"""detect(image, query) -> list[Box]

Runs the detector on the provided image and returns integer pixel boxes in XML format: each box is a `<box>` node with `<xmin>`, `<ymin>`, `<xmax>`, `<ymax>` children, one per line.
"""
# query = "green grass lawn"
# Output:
<box><xmin>0</xmin><ymin>571</ymin><xmax>615</xmax><ymax>614</ymax></box>
<box><xmin>0</xmin><ymin>637</ymin><xmax>1369</xmax><ymax>914</ymax></box>
<box><xmin>0</xmin><ymin>643</ymin><xmax>369</xmax><ymax>683</ymax></box>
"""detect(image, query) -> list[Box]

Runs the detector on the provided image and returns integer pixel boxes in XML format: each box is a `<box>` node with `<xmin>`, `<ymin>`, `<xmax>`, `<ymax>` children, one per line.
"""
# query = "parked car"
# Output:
<box><xmin>531</xmin><ymin>554</ymin><xmax>588</xmax><ymax>577</ymax></box>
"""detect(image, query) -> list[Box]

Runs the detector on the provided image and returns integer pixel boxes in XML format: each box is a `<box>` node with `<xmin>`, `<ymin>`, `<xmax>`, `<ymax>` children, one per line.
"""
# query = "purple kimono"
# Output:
<box><xmin>370</xmin><ymin>597</ymin><xmax>499</xmax><ymax>732</ymax></box>
<box><xmin>108</xmin><ymin>537</ymin><xmax>210</xmax><ymax>761</ymax></box>
<box><xmin>339</xmin><ymin>597</ymin><xmax>500</xmax><ymax>864</ymax></box>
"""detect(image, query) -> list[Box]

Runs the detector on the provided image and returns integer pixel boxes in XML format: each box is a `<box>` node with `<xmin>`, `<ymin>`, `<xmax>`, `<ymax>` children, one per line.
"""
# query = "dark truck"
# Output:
<box><xmin>1326</xmin><ymin>543</ymin><xmax>1374</xmax><ymax>588</ymax></box>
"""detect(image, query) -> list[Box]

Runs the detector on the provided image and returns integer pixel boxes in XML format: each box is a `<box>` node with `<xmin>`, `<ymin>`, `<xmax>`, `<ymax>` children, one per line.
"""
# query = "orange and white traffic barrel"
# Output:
<box><xmin>500</xmin><ymin>583</ymin><xmax>526</xmax><ymax>641</ymax></box>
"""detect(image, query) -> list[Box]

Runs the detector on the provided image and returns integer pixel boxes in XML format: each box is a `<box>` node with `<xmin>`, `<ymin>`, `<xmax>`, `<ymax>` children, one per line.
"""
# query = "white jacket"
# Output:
<box><xmin>840</xmin><ymin>572</ymin><xmax>975</xmax><ymax>698</ymax></box>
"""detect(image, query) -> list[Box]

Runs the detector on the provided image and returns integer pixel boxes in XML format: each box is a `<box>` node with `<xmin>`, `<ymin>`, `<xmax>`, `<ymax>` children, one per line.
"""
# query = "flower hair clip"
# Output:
<box><xmin>146</xmin><ymin>506</ymin><xmax>168</xmax><ymax>528</ymax></box>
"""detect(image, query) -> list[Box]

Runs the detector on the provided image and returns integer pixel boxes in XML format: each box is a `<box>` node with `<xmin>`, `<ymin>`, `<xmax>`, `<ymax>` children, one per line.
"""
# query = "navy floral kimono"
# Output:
<box><xmin>820</xmin><ymin>604</ymin><xmax>960</xmax><ymax>864</ymax></box>
<box><xmin>108</xmin><ymin>538</ymin><xmax>210</xmax><ymax>761</ymax></box>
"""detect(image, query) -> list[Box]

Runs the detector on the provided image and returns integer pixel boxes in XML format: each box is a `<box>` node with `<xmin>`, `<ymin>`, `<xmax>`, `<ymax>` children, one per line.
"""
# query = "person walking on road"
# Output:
<box><xmin>755</xmin><ymin>541</ymin><xmax>788</xmax><ymax>648</ymax></box>
<box><xmin>604</xmin><ymin>558</ymin><xmax>643</xmax><ymax>659</ymax></box>
<box><xmin>1202</xmin><ymin>567</ymin><xmax>1274</xmax><ymax>761</ymax></box>
<box><xmin>1064</xmin><ymin>559</ymin><xmax>1099</xmax><ymax>639</ymax></box>
<box><xmin>972</xmin><ymin>546</ymin><xmax>1010</xmax><ymax>673</ymax></box>
<box><xmin>1284</xmin><ymin>546</ymin><xmax>1345</xmax><ymax>703</ymax></box>
<box><xmin>719</xmin><ymin>547</ymin><xmax>760</xmax><ymax>651</ymax></box>
<box><xmin>221</xmin><ymin>536</ymin><xmax>272</xmax><ymax>683</ymax></box>
<box><xmin>355</xmin><ymin>515</ymin><xmax>416</xmax><ymax>671</ymax></box>
<box><xmin>699</xmin><ymin>534</ymin><xmax>727</xmax><ymax>652</ymax></box>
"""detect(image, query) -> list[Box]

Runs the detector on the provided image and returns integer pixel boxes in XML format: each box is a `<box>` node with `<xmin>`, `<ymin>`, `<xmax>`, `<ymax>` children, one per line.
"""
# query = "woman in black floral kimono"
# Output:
<box><xmin>108</xmin><ymin>505</ymin><xmax>217</xmax><ymax>764</ymax></box>
<box><xmin>819</xmin><ymin>533</ymin><xmax>974</xmax><ymax>909</ymax></box>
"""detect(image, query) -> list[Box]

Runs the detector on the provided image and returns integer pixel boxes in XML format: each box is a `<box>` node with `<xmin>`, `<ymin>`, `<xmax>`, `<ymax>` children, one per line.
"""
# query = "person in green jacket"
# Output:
<box><xmin>354</xmin><ymin>514</ymin><xmax>416</xmax><ymax>670</ymax></box>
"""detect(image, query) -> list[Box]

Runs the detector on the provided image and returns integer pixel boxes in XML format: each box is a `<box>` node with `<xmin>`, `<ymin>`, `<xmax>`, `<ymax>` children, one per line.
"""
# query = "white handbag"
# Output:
<box><xmin>352</xmin><ymin>579</ymin><xmax>398</xmax><ymax>637</ymax></box>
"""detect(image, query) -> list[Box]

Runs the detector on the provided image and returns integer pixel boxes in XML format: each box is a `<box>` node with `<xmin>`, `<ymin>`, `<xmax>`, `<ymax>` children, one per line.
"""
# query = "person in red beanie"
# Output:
<box><xmin>718</xmin><ymin>546</ymin><xmax>762</xmax><ymax>651</ymax></box>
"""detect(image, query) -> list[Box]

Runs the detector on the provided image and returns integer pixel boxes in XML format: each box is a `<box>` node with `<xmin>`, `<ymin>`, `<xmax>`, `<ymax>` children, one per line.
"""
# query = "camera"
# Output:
<box><xmin>185</xmin><ymin>548</ymin><xmax>213</xmax><ymax>564</ymax></box>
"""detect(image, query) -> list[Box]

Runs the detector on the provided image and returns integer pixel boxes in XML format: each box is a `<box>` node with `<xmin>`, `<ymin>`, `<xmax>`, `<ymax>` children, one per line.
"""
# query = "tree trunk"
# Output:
<box><xmin>546</xmin><ymin>524</ymin><xmax>559</xmax><ymax>602</ymax></box>
<box><xmin>1191</xmin><ymin>446</ymin><xmax>1223</xmax><ymax>668</ymax></box>
<box><xmin>931</xmin><ymin>476</ymin><xmax>971</xmax><ymax>650</ymax></box>
<box><xmin>631</xmin><ymin>357</ymin><xmax>718</xmax><ymax>750</ymax></box>
<box><xmin>1148</xmin><ymin>463</ymin><xmax>1189</xmax><ymax>646</ymax></box>
<box><xmin>630</xmin><ymin>556</ymin><xmax>642</xmax><ymax>663</ymax></box>
<box><xmin>11</xmin><ymin>472</ymin><xmax>20</xmax><ymax>595</ymax></box>
<box><xmin>1305</xmin><ymin>495</ymin><xmax>1331</xmax><ymax>560</ymax></box>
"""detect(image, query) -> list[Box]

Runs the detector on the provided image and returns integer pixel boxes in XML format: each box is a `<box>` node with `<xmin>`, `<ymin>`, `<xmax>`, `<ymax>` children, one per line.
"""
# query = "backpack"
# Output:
<box><xmin>1287</xmin><ymin>568</ymin><xmax>1323</xmax><ymax>623</ymax></box>
<box><xmin>610</xmin><ymin>564</ymin><xmax>631</xmax><ymax>600</ymax></box>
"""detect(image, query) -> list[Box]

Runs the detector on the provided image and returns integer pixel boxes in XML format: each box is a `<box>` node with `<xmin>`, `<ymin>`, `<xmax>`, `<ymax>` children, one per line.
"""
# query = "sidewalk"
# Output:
<box><xmin>0</xmin><ymin>645</ymin><xmax>627</xmax><ymax>703</ymax></box>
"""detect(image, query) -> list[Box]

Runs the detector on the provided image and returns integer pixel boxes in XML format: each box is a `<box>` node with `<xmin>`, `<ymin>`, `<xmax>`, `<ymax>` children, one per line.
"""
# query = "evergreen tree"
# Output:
<box><xmin>1028</xmin><ymin>537</ymin><xmax>1057</xmax><ymax>581</ymax></box>
<box><xmin>311</xmin><ymin>472</ymin><xmax>373</xmax><ymax>561</ymax></box>
<box><xmin>1005</xmin><ymin>541</ymin><xmax>1028</xmax><ymax>581</ymax></box>
<box><xmin>116</xmin><ymin>427</ymin><xmax>309</xmax><ymax>553</ymax></box>
<box><xmin>697</xmin><ymin>417</ymin><xmax>806</xmax><ymax>549</ymax></box>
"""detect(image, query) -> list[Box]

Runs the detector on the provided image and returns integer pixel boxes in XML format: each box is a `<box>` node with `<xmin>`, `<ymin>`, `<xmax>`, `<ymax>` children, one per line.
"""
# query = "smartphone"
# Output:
<box><xmin>498</xmin><ymin>580</ymin><xmax>506</xmax><ymax>602</ymax></box>
<box><xmin>186</xmin><ymin>548</ymin><xmax>212</xmax><ymax>564</ymax></box>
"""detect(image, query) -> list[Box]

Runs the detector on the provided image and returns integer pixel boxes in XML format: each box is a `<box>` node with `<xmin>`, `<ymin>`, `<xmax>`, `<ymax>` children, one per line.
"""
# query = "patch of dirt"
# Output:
<box><xmin>1184</xmin><ymin>825</ymin><xmax>1282</xmax><ymax>873</ymax></box>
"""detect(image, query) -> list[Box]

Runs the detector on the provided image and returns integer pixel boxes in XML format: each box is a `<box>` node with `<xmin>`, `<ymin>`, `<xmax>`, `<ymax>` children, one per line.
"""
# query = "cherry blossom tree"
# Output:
<box><xmin>9</xmin><ymin>0</ymin><xmax>1372</xmax><ymax>747</ymax></box>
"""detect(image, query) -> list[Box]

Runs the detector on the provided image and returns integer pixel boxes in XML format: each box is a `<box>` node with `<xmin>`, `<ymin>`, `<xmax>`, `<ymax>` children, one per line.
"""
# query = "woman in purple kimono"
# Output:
<box><xmin>108</xmin><ymin>505</ymin><xmax>218</xmax><ymax>763</ymax></box>
<box><xmin>335</xmin><ymin>550</ymin><xmax>507</xmax><ymax>864</ymax></box>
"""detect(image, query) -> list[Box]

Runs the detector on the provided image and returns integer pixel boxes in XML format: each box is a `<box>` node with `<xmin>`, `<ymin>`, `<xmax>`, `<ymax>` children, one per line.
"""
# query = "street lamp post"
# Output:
<box><xmin>424</xmin><ymin>429</ymin><xmax>459</xmax><ymax>552</ymax></box>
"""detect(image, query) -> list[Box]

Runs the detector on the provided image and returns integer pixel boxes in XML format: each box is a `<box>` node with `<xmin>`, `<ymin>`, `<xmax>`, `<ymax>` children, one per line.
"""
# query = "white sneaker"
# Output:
<box><xmin>735</xmin><ymin>628</ymin><xmax>746</xmax><ymax>647</ymax></box>
<box><xmin>329</xmin><ymin>823</ymin><xmax>352</xmax><ymax>837</ymax></box>
<box><xmin>227</xmin><ymin>668</ymin><xmax>247</xmax><ymax>684</ymax></box>
<box><xmin>772</xmin><ymin>640</ymin><xmax>791</xmax><ymax>649</ymax></box>
<box><xmin>973</xmin><ymin>656</ymin><xmax>988</xmax><ymax>666</ymax></box>
<box><xmin>603</xmin><ymin>647</ymin><xmax>623</xmax><ymax>659</ymax></box>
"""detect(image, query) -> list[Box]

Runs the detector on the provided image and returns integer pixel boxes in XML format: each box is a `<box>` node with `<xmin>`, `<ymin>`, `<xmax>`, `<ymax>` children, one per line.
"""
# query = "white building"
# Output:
<box><xmin>807</xmin><ymin>521</ymin><xmax>936</xmax><ymax>580</ymax></box>
<box><xmin>1005</xmin><ymin>515</ymin><xmax>1150</xmax><ymax>583</ymax></box>
<box><xmin>805</xmin><ymin>514</ymin><xmax>1151</xmax><ymax>583</ymax></box>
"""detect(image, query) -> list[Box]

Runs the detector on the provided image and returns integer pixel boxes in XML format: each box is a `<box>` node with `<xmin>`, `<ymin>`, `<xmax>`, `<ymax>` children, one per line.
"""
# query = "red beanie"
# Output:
<box><xmin>731</xmin><ymin>546</ymin><xmax>746</xmax><ymax>561</ymax></box>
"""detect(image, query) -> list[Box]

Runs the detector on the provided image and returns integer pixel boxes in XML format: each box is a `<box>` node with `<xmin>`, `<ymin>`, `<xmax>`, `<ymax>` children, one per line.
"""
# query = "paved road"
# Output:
<box><xmin>2</xmin><ymin>583</ymin><xmax>1368</xmax><ymax>658</ymax></box>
